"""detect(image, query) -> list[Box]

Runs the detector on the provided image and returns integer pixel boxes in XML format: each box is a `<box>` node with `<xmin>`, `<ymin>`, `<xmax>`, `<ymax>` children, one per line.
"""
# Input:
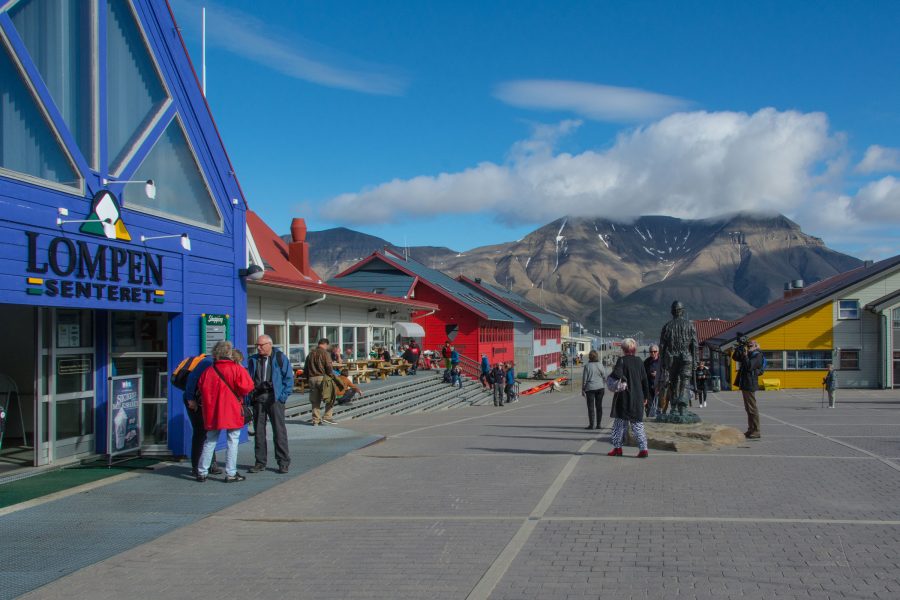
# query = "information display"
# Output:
<box><xmin>108</xmin><ymin>375</ymin><xmax>142</xmax><ymax>456</ymax></box>
<box><xmin>200</xmin><ymin>313</ymin><xmax>230</xmax><ymax>354</ymax></box>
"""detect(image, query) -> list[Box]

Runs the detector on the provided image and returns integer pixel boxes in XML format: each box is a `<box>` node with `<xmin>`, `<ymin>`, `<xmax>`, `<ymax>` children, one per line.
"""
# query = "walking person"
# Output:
<box><xmin>732</xmin><ymin>338</ymin><xmax>764</xmax><ymax>439</ymax></box>
<box><xmin>643</xmin><ymin>344</ymin><xmax>660</xmax><ymax>418</ymax></box>
<box><xmin>504</xmin><ymin>361</ymin><xmax>517</xmax><ymax>403</ymax></box>
<box><xmin>479</xmin><ymin>354</ymin><xmax>491</xmax><ymax>389</ymax></box>
<box><xmin>823</xmin><ymin>363</ymin><xmax>837</xmax><ymax>408</ymax></box>
<box><xmin>581</xmin><ymin>350</ymin><xmax>607</xmax><ymax>430</ymax></box>
<box><xmin>695</xmin><ymin>360</ymin><xmax>711</xmax><ymax>408</ymax></box>
<box><xmin>183</xmin><ymin>354</ymin><xmax>221</xmax><ymax>476</ymax></box>
<box><xmin>491</xmin><ymin>362</ymin><xmax>505</xmax><ymax>406</ymax></box>
<box><xmin>247</xmin><ymin>335</ymin><xmax>294</xmax><ymax>473</ymax></box>
<box><xmin>607</xmin><ymin>338</ymin><xmax>651</xmax><ymax>458</ymax></box>
<box><xmin>195</xmin><ymin>341</ymin><xmax>255</xmax><ymax>482</ymax></box>
<box><xmin>304</xmin><ymin>338</ymin><xmax>337</xmax><ymax>426</ymax></box>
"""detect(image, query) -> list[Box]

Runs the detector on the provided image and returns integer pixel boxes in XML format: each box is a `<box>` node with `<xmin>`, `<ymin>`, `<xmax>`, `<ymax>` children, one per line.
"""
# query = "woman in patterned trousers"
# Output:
<box><xmin>607</xmin><ymin>338</ymin><xmax>651</xmax><ymax>458</ymax></box>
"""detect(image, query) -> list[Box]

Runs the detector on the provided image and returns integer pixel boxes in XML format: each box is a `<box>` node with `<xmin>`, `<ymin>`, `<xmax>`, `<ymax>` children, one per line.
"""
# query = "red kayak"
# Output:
<box><xmin>520</xmin><ymin>377</ymin><xmax>568</xmax><ymax>396</ymax></box>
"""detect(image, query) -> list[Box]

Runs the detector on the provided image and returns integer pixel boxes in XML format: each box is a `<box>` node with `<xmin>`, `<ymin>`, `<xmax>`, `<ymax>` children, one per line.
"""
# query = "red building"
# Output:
<box><xmin>331</xmin><ymin>250</ymin><xmax>523</xmax><ymax>370</ymax></box>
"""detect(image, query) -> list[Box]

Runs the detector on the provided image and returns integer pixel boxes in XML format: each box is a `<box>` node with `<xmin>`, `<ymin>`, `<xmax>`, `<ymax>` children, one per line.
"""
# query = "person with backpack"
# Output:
<box><xmin>504</xmin><ymin>361</ymin><xmax>517</xmax><ymax>403</ymax></box>
<box><xmin>491</xmin><ymin>363</ymin><xmax>505</xmax><ymax>406</ymax></box>
<box><xmin>179</xmin><ymin>354</ymin><xmax>221</xmax><ymax>477</ymax></box>
<box><xmin>479</xmin><ymin>354</ymin><xmax>491</xmax><ymax>389</ymax></box>
<box><xmin>731</xmin><ymin>337</ymin><xmax>764</xmax><ymax>439</ymax></box>
<box><xmin>246</xmin><ymin>335</ymin><xmax>294</xmax><ymax>473</ymax></box>
<box><xmin>823</xmin><ymin>363</ymin><xmax>837</xmax><ymax>408</ymax></box>
<box><xmin>195</xmin><ymin>341</ymin><xmax>256</xmax><ymax>482</ymax></box>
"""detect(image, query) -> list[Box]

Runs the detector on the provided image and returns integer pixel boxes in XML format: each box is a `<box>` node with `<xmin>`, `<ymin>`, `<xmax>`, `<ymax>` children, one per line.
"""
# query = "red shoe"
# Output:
<box><xmin>637</xmin><ymin>450</ymin><xmax>649</xmax><ymax>458</ymax></box>
<box><xmin>607</xmin><ymin>447</ymin><xmax>623</xmax><ymax>457</ymax></box>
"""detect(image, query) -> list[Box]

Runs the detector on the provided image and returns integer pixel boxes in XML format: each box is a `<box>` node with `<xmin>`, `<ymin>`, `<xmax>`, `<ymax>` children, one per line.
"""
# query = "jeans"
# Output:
<box><xmin>187</xmin><ymin>403</ymin><xmax>216</xmax><ymax>471</ymax></box>
<box><xmin>827</xmin><ymin>390</ymin><xmax>835</xmax><ymax>407</ymax></box>
<box><xmin>646</xmin><ymin>392</ymin><xmax>659</xmax><ymax>418</ymax></box>
<box><xmin>493</xmin><ymin>383</ymin><xmax>504</xmax><ymax>405</ymax></box>
<box><xmin>199</xmin><ymin>429</ymin><xmax>240</xmax><ymax>477</ymax></box>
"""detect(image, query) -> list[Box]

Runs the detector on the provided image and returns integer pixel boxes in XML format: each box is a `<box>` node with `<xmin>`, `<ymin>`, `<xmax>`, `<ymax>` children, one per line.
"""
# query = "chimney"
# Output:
<box><xmin>864</xmin><ymin>259</ymin><xmax>874</xmax><ymax>267</ymax></box>
<box><xmin>783</xmin><ymin>282</ymin><xmax>792</xmax><ymax>298</ymax></box>
<box><xmin>288</xmin><ymin>218</ymin><xmax>311</xmax><ymax>276</ymax></box>
<box><xmin>474</xmin><ymin>277</ymin><xmax>482</xmax><ymax>284</ymax></box>
<box><xmin>783</xmin><ymin>280</ymin><xmax>805</xmax><ymax>299</ymax></box>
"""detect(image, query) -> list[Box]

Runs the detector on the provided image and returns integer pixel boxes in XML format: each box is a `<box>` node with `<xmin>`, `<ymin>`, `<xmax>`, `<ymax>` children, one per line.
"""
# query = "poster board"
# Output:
<box><xmin>108</xmin><ymin>375</ymin><xmax>141</xmax><ymax>457</ymax></box>
<box><xmin>200</xmin><ymin>314</ymin><xmax>230</xmax><ymax>354</ymax></box>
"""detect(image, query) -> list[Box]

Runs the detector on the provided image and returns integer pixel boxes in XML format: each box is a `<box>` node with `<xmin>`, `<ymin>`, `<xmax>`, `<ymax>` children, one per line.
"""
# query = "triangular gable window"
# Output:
<box><xmin>9</xmin><ymin>0</ymin><xmax>96</xmax><ymax>168</ymax></box>
<box><xmin>125</xmin><ymin>116</ymin><xmax>222</xmax><ymax>229</ymax></box>
<box><xmin>0</xmin><ymin>38</ymin><xmax>81</xmax><ymax>191</ymax></box>
<box><xmin>106</xmin><ymin>0</ymin><xmax>170</xmax><ymax>175</ymax></box>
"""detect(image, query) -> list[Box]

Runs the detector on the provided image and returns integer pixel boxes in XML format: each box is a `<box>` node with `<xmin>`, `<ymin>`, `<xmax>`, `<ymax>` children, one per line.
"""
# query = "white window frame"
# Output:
<box><xmin>838</xmin><ymin>299</ymin><xmax>860</xmax><ymax>320</ymax></box>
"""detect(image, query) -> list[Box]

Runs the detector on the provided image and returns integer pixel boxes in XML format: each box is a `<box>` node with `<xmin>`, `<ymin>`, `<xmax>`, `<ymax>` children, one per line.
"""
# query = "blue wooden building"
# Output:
<box><xmin>0</xmin><ymin>1</ymin><xmax>247</xmax><ymax>469</ymax></box>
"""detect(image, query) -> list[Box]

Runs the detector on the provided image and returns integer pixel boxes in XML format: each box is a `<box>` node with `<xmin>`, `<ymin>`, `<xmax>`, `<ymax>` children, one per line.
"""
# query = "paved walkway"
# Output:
<box><xmin>12</xmin><ymin>385</ymin><xmax>900</xmax><ymax>599</ymax></box>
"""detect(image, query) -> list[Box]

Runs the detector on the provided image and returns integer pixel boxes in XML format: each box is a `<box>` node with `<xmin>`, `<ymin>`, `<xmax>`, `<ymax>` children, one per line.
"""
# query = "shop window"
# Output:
<box><xmin>785</xmin><ymin>350</ymin><xmax>831</xmax><ymax>370</ymax></box>
<box><xmin>262</xmin><ymin>323</ymin><xmax>284</xmax><ymax>351</ymax></box>
<box><xmin>10</xmin><ymin>0</ymin><xmax>95</xmax><ymax>168</ymax></box>
<box><xmin>762</xmin><ymin>351</ymin><xmax>784</xmax><ymax>370</ymax></box>
<box><xmin>307</xmin><ymin>325</ymin><xmax>322</xmax><ymax>347</ymax></box>
<box><xmin>0</xmin><ymin>40</ymin><xmax>81</xmax><ymax>191</ymax></box>
<box><xmin>838</xmin><ymin>300</ymin><xmax>860</xmax><ymax>320</ymax></box>
<box><xmin>838</xmin><ymin>349</ymin><xmax>860</xmax><ymax>371</ymax></box>
<box><xmin>106</xmin><ymin>0</ymin><xmax>169</xmax><ymax>173</ymax></box>
<box><xmin>356</xmin><ymin>327</ymin><xmax>368</xmax><ymax>359</ymax></box>
<box><xmin>125</xmin><ymin>117</ymin><xmax>222</xmax><ymax>229</ymax></box>
<box><xmin>111</xmin><ymin>312</ymin><xmax>166</xmax><ymax>353</ymax></box>
<box><xmin>289</xmin><ymin>325</ymin><xmax>305</xmax><ymax>365</ymax></box>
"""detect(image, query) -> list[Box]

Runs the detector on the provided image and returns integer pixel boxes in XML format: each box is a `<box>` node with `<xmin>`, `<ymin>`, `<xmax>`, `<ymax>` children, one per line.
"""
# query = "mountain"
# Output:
<box><xmin>299</xmin><ymin>214</ymin><xmax>862</xmax><ymax>337</ymax></box>
<box><xmin>284</xmin><ymin>227</ymin><xmax>458</xmax><ymax>278</ymax></box>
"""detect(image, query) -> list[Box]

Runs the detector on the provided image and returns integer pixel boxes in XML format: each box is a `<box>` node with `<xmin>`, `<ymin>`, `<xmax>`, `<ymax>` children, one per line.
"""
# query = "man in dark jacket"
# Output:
<box><xmin>246</xmin><ymin>335</ymin><xmax>294</xmax><ymax>473</ymax></box>
<box><xmin>183</xmin><ymin>355</ymin><xmax>220</xmax><ymax>476</ymax></box>
<box><xmin>491</xmin><ymin>363</ymin><xmax>505</xmax><ymax>406</ymax></box>
<box><xmin>732</xmin><ymin>339</ymin><xmax>764</xmax><ymax>439</ymax></box>
<box><xmin>304</xmin><ymin>338</ymin><xmax>335</xmax><ymax>426</ymax></box>
<box><xmin>643</xmin><ymin>344</ymin><xmax>660</xmax><ymax>417</ymax></box>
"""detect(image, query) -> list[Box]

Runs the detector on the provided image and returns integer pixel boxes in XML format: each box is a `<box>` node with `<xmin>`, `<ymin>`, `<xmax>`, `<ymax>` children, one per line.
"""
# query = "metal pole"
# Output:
<box><xmin>598</xmin><ymin>290</ymin><xmax>603</xmax><ymax>363</ymax></box>
<box><xmin>201</xmin><ymin>6</ymin><xmax>206</xmax><ymax>96</ymax></box>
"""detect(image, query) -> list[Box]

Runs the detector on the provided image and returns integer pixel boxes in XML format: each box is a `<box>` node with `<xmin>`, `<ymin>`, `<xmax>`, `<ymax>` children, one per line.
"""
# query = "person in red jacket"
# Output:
<box><xmin>196</xmin><ymin>340</ymin><xmax>255</xmax><ymax>482</ymax></box>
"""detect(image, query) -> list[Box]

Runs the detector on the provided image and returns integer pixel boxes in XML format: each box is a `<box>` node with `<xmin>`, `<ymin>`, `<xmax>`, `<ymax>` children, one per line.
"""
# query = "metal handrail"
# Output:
<box><xmin>457</xmin><ymin>354</ymin><xmax>482</xmax><ymax>380</ymax></box>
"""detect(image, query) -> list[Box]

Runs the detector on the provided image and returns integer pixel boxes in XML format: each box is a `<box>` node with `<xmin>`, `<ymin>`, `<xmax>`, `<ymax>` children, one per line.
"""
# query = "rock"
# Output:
<box><xmin>625</xmin><ymin>421</ymin><xmax>745</xmax><ymax>452</ymax></box>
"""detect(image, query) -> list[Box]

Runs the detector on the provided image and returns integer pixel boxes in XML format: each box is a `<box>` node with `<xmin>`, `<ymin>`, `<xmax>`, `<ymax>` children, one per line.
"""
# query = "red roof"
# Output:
<box><xmin>245</xmin><ymin>211</ymin><xmax>438</xmax><ymax>310</ymax></box>
<box><xmin>693</xmin><ymin>319</ymin><xmax>741</xmax><ymax>344</ymax></box>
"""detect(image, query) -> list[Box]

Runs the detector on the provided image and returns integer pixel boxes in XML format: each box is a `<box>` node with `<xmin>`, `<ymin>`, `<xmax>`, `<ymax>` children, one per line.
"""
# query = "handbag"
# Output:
<box><xmin>213</xmin><ymin>364</ymin><xmax>253</xmax><ymax>425</ymax></box>
<box><xmin>606</xmin><ymin>374</ymin><xmax>628</xmax><ymax>394</ymax></box>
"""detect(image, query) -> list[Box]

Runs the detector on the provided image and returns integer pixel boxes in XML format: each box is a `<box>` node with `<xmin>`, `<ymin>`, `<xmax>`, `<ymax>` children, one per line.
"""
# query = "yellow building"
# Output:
<box><xmin>705</xmin><ymin>255</ymin><xmax>900</xmax><ymax>389</ymax></box>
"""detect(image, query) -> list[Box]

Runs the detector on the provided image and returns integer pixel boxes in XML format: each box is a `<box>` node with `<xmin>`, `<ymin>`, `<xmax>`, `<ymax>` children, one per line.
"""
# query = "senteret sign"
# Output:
<box><xmin>24</xmin><ymin>192</ymin><xmax>166</xmax><ymax>304</ymax></box>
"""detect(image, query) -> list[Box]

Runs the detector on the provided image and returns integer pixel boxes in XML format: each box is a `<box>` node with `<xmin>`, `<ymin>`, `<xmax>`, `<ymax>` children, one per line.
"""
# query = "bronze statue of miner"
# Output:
<box><xmin>658</xmin><ymin>300</ymin><xmax>699</xmax><ymax>419</ymax></box>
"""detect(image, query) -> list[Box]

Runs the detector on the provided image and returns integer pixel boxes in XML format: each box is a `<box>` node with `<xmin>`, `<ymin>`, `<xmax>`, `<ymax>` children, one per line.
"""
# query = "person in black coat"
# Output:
<box><xmin>607</xmin><ymin>338</ymin><xmax>651</xmax><ymax>458</ymax></box>
<box><xmin>731</xmin><ymin>339</ymin><xmax>764</xmax><ymax>439</ymax></box>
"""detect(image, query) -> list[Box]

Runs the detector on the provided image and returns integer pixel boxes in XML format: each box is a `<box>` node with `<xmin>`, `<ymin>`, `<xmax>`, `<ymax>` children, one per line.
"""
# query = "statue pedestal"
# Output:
<box><xmin>655</xmin><ymin>410</ymin><xmax>702</xmax><ymax>425</ymax></box>
<box><xmin>625</xmin><ymin>421</ymin><xmax>745</xmax><ymax>452</ymax></box>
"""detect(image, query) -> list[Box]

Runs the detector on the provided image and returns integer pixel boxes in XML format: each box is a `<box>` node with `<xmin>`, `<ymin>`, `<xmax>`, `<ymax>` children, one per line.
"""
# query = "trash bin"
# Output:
<box><xmin>711</xmin><ymin>376</ymin><xmax>721</xmax><ymax>393</ymax></box>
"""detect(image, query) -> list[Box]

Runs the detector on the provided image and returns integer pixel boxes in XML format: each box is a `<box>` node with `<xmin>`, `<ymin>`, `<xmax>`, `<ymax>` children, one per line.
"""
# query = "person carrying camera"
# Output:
<box><xmin>731</xmin><ymin>336</ymin><xmax>764</xmax><ymax>439</ymax></box>
<box><xmin>247</xmin><ymin>335</ymin><xmax>293</xmax><ymax>473</ymax></box>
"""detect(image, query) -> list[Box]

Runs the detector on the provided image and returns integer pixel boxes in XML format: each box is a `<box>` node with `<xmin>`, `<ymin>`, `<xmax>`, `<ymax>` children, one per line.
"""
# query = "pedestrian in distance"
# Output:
<box><xmin>504</xmin><ymin>361</ymin><xmax>517</xmax><ymax>403</ymax></box>
<box><xmin>247</xmin><ymin>334</ymin><xmax>294</xmax><ymax>473</ymax></box>
<box><xmin>304</xmin><ymin>338</ymin><xmax>337</xmax><ymax>427</ymax></box>
<box><xmin>491</xmin><ymin>362</ymin><xmax>505</xmax><ymax>406</ymax></box>
<box><xmin>441</xmin><ymin>341</ymin><xmax>453</xmax><ymax>370</ymax></box>
<box><xmin>195</xmin><ymin>340</ymin><xmax>255</xmax><ymax>482</ymax></box>
<box><xmin>479</xmin><ymin>353</ymin><xmax>491</xmax><ymax>389</ymax></box>
<box><xmin>731</xmin><ymin>336</ymin><xmax>764</xmax><ymax>439</ymax></box>
<box><xmin>607</xmin><ymin>338</ymin><xmax>651</xmax><ymax>458</ymax></box>
<box><xmin>823</xmin><ymin>363</ymin><xmax>837</xmax><ymax>408</ymax></box>
<box><xmin>695</xmin><ymin>360</ymin><xmax>711</xmax><ymax>408</ymax></box>
<box><xmin>582</xmin><ymin>350</ymin><xmax>607</xmax><ymax>430</ymax></box>
<box><xmin>643</xmin><ymin>344</ymin><xmax>660</xmax><ymax>418</ymax></box>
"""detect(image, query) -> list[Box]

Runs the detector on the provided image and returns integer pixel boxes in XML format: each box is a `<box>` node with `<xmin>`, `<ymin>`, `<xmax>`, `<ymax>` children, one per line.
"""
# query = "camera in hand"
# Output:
<box><xmin>735</xmin><ymin>332</ymin><xmax>749</xmax><ymax>350</ymax></box>
<box><xmin>252</xmin><ymin>380</ymin><xmax>274</xmax><ymax>400</ymax></box>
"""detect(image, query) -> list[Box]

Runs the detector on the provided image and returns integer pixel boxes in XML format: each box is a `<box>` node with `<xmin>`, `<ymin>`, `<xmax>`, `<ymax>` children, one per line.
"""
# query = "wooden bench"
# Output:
<box><xmin>761</xmin><ymin>378</ymin><xmax>781</xmax><ymax>391</ymax></box>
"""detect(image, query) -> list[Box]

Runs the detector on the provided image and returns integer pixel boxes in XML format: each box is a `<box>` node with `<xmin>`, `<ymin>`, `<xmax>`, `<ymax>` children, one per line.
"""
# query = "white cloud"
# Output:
<box><xmin>180</xmin><ymin>0</ymin><xmax>408</xmax><ymax>95</ymax></box>
<box><xmin>850</xmin><ymin>176</ymin><xmax>900</xmax><ymax>220</ymax></box>
<box><xmin>493</xmin><ymin>80</ymin><xmax>691</xmax><ymax>122</ymax></box>
<box><xmin>856</xmin><ymin>145</ymin><xmax>900</xmax><ymax>174</ymax></box>
<box><xmin>322</xmin><ymin>108</ymin><xmax>840</xmax><ymax>225</ymax></box>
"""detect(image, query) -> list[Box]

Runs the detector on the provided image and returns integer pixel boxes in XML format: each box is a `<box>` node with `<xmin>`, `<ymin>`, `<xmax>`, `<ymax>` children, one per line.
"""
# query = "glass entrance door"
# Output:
<box><xmin>37</xmin><ymin>308</ymin><xmax>96</xmax><ymax>465</ymax></box>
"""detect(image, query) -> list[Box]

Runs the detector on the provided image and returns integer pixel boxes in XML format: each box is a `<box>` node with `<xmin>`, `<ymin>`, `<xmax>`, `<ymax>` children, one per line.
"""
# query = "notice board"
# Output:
<box><xmin>200</xmin><ymin>314</ymin><xmax>231</xmax><ymax>354</ymax></box>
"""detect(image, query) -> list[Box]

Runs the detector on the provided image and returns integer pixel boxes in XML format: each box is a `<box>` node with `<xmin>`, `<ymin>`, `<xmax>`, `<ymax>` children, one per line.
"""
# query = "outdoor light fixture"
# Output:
<box><xmin>390</xmin><ymin>310</ymin><xmax>399</xmax><ymax>315</ymax></box>
<box><xmin>238</xmin><ymin>264</ymin><xmax>265</xmax><ymax>281</ymax></box>
<box><xmin>140</xmin><ymin>233</ymin><xmax>191</xmax><ymax>251</ymax></box>
<box><xmin>102</xmin><ymin>178</ymin><xmax>156</xmax><ymax>200</ymax></box>
<box><xmin>56</xmin><ymin>208</ymin><xmax>117</xmax><ymax>239</ymax></box>
<box><xmin>367</xmin><ymin>307</ymin><xmax>378</xmax><ymax>313</ymax></box>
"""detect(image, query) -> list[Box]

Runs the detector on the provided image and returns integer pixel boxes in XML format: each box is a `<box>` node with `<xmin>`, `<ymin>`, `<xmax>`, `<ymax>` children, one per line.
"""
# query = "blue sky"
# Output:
<box><xmin>173</xmin><ymin>1</ymin><xmax>900</xmax><ymax>259</ymax></box>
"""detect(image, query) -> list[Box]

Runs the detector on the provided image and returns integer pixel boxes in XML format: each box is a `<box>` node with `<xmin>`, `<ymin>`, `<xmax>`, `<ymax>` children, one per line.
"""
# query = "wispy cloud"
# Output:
<box><xmin>493</xmin><ymin>80</ymin><xmax>691</xmax><ymax>122</ymax></box>
<box><xmin>856</xmin><ymin>144</ymin><xmax>900</xmax><ymax>174</ymax></box>
<box><xmin>319</xmin><ymin>108</ymin><xmax>900</xmax><ymax>258</ymax></box>
<box><xmin>180</xmin><ymin>0</ymin><xmax>408</xmax><ymax>95</ymax></box>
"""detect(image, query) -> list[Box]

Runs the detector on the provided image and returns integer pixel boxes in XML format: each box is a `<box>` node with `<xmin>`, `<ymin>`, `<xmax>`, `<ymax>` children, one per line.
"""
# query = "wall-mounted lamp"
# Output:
<box><xmin>238</xmin><ymin>264</ymin><xmax>265</xmax><ymax>281</ymax></box>
<box><xmin>389</xmin><ymin>310</ymin><xmax>399</xmax><ymax>315</ymax></box>
<box><xmin>141</xmin><ymin>233</ymin><xmax>191</xmax><ymax>251</ymax></box>
<box><xmin>367</xmin><ymin>307</ymin><xmax>378</xmax><ymax>313</ymax></box>
<box><xmin>102</xmin><ymin>178</ymin><xmax>156</xmax><ymax>200</ymax></box>
<box><xmin>56</xmin><ymin>208</ymin><xmax>116</xmax><ymax>239</ymax></box>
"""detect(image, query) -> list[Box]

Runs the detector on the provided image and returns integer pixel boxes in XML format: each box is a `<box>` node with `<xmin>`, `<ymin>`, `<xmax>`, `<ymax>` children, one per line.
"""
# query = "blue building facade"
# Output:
<box><xmin>0</xmin><ymin>0</ymin><xmax>247</xmax><ymax>468</ymax></box>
